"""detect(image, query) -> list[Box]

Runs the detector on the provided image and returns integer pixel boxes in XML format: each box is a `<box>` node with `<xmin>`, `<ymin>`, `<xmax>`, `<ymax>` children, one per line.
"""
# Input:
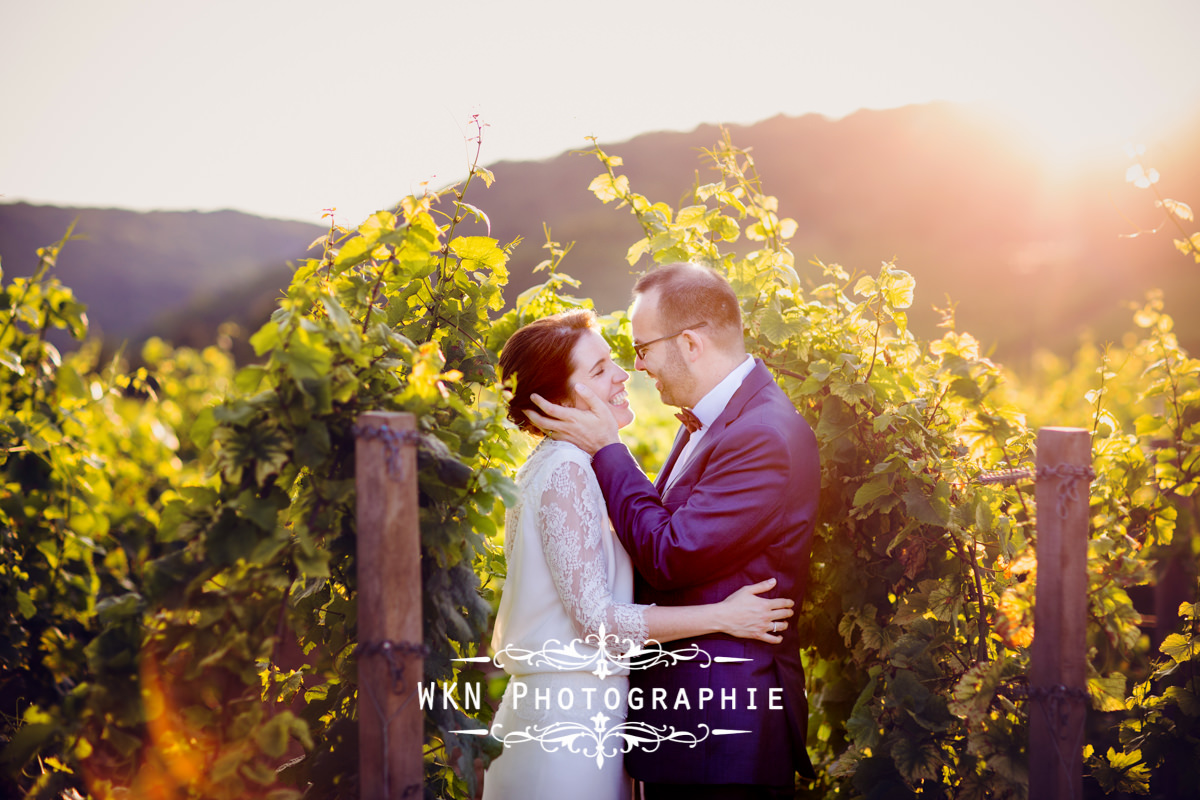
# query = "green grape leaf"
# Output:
<box><xmin>588</xmin><ymin>173</ymin><xmax>630</xmax><ymax>204</ymax></box>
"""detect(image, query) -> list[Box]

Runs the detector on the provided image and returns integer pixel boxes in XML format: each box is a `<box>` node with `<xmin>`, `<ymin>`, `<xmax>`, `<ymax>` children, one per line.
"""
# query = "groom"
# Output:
<box><xmin>528</xmin><ymin>263</ymin><xmax>819</xmax><ymax>798</ymax></box>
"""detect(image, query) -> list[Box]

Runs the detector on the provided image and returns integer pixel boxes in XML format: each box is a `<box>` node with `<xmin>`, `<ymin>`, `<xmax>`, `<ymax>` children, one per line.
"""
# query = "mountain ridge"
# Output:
<box><xmin>3</xmin><ymin>102</ymin><xmax>1197</xmax><ymax>362</ymax></box>
<box><xmin>0</xmin><ymin>202</ymin><xmax>323</xmax><ymax>343</ymax></box>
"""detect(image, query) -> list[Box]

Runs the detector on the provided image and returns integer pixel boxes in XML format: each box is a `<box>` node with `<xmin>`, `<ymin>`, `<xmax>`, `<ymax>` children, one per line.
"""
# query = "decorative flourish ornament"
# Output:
<box><xmin>488</xmin><ymin>717</ymin><xmax>720</xmax><ymax>768</ymax></box>
<box><xmin>473</xmin><ymin>624</ymin><xmax>740</xmax><ymax>679</ymax></box>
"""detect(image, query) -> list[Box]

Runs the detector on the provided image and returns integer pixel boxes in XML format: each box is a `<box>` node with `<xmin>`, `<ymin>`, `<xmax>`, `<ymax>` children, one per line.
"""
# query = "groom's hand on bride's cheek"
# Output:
<box><xmin>528</xmin><ymin>388</ymin><xmax>619</xmax><ymax>456</ymax></box>
<box><xmin>525</xmin><ymin>395</ymin><xmax>571</xmax><ymax>441</ymax></box>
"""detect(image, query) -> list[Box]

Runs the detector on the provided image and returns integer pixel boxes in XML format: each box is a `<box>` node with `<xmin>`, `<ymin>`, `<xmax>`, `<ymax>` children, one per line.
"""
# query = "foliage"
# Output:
<box><xmin>585</xmin><ymin>131</ymin><xmax>1200</xmax><ymax>797</ymax></box>
<box><xmin>1121</xmin><ymin>144</ymin><xmax>1200</xmax><ymax>263</ymax></box>
<box><xmin>127</xmin><ymin>122</ymin><xmax>540</xmax><ymax>800</ymax></box>
<box><xmin>589</xmin><ymin>131</ymin><xmax>1041</xmax><ymax>795</ymax></box>
<box><xmin>1006</xmin><ymin>162</ymin><xmax>1200</xmax><ymax>794</ymax></box>
<box><xmin>0</xmin><ymin>227</ymin><xmax>235</xmax><ymax>798</ymax></box>
<box><xmin>3</xmin><ymin>124</ymin><xmax>1199</xmax><ymax>799</ymax></box>
<box><xmin>1086</xmin><ymin>596</ymin><xmax>1200</xmax><ymax>797</ymax></box>
<box><xmin>1074</xmin><ymin>292</ymin><xmax>1200</xmax><ymax>794</ymax></box>
<box><xmin>1</xmin><ymin>119</ymin><xmax>549</xmax><ymax>799</ymax></box>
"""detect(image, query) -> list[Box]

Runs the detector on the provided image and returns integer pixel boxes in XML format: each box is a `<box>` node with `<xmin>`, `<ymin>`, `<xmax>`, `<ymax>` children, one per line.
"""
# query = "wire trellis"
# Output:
<box><xmin>353</xmin><ymin>422</ymin><xmax>421</xmax><ymax>477</ymax></box>
<box><xmin>977</xmin><ymin>463</ymin><xmax>1096</xmax><ymax>519</ymax></box>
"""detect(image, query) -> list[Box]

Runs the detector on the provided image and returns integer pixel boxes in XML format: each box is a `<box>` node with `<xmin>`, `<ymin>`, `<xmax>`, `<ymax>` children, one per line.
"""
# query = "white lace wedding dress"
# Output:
<box><xmin>481</xmin><ymin>439</ymin><xmax>649</xmax><ymax>800</ymax></box>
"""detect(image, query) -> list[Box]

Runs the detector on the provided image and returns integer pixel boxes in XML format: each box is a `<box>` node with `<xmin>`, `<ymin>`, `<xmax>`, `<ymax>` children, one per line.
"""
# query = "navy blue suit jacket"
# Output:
<box><xmin>592</xmin><ymin>359</ymin><xmax>818</xmax><ymax>785</ymax></box>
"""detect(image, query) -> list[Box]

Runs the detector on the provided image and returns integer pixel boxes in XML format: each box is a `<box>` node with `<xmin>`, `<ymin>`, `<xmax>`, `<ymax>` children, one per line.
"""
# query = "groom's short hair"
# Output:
<box><xmin>633</xmin><ymin>263</ymin><xmax>742</xmax><ymax>348</ymax></box>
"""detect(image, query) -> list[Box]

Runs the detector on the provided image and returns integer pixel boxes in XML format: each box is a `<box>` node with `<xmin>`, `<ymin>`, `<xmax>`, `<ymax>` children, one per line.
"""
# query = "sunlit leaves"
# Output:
<box><xmin>1126</xmin><ymin>163</ymin><xmax>1160</xmax><ymax>188</ymax></box>
<box><xmin>0</xmin><ymin>347</ymin><xmax>23</xmax><ymax>375</ymax></box>
<box><xmin>1011</xmin><ymin>239</ymin><xmax>1200</xmax><ymax>792</ymax></box>
<box><xmin>331</xmin><ymin>210</ymin><xmax>398</xmax><ymax>272</ymax></box>
<box><xmin>456</xmin><ymin>201</ymin><xmax>492</xmax><ymax>235</ymax></box>
<box><xmin>1088</xmin><ymin>674</ymin><xmax>1128</xmax><ymax>713</ymax></box>
<box><xmin>2</xmin><ymin>149</ymin><xmax>528</xmax><ymax>797</ymax></box>
<box><xmin>746</xmin><ymin>211</ymin><xmax>797</xmax><ymax>242</ymax></box>
<box><xmin>0</xmin><ymin>231</ymin><xmax>243</xmax><ymax>796</ymax></box>
<box><xmin>882</xmin><ymin>270</ymin><xmax>915</xmax><ymax>310</ymax></box>
<box><xmin>249</xmin><ymin>319</ymin><xmax>282</xmax><ymax>356</ymax></box>
<box><xmin>472</xmin><ymin>165</ymin><xmax>495</xmax><ymax>189</ymax></box>
<box><xmin>588</xmin><ymin>172</ymin><xmax>630</xmax><ymax>204</ymax></box>
<box><xmin>1174</xmin><ymin>231</ymin><xmax>1200</xmax><ymax>262</ymax></box>
<box><xmin>853</xmin><ymin>474</ymin><xmax>895</xmax><ymax>507</ymax></box>
<box><xmin>449</xmin><ymin>235</ymin><xmax>508</xmax><ymax>289</ymax></box>
<box><xmin>1159</xmin><ymin>632</ymin><xmax>1198</xmax><ymax>665</ymax></box>
<box><xmin>1158</xmin><ymin>198</ymin><xmax>1194</xmax><ymax>222</ymax></box>
<box><xmin>903</xmin><ymin>482</ymin><xmax>951</xmax><ymax>528</ymax></box>
<box><xmin>8</xmin><ymin>121</ymin><xmax>1200</xmax><ymax>799</ymax></box>
<box><xmin>1087</xmin><ymin>746</ymin><xmax>1151</xmax><ymax>794</ymax></box>
<box><xmin>625</xmin><ymin>237</ymin><xmax>651</xmax><ymax>266</ymax></box>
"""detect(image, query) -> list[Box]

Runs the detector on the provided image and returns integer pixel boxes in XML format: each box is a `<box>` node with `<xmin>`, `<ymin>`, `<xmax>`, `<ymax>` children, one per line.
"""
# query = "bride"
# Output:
<box><xmin>482</xmin><ymin>310</ymin><xmax>793</xmax><ymax>800</ymax></box>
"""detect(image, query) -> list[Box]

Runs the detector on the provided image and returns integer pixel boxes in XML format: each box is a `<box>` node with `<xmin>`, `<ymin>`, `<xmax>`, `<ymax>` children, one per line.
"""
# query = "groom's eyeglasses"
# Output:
<box><xmin>633</xmin><ymin>321</ymin><xmax>708</xmax><ymax>360</ymax></box>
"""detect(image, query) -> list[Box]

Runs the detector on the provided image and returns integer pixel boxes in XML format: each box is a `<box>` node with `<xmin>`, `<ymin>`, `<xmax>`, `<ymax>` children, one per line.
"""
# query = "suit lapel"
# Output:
<box><xmin>657</xmin><ymin>360</ymin><xmax>774</xmax><ymax>490</ymax></box>
<box><xmin>705</xmin><ymin>359</ymin><xmax>772</xmax><ymax>436</ymax></box>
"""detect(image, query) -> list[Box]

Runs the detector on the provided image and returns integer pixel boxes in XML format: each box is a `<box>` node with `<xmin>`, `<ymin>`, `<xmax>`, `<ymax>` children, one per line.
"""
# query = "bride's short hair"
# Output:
<box><xmin>499</xmin><ymin>309</ymin><xmax>598</xmax><ymax>436</ymax></box>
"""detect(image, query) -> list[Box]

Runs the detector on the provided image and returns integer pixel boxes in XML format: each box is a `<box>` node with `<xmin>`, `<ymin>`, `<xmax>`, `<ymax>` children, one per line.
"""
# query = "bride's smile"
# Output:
<box><xmin>565</xmin><ymin>329</ymin><xmax>635</xmax><ymax>430</ymax></box>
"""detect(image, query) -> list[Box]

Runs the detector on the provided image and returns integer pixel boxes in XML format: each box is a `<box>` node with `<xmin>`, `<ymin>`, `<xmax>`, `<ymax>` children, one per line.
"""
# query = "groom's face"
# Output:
<box><xmin>630</xmin><ymin>290</ymin><xmax>698</xmax><ymax>409</ymax></box>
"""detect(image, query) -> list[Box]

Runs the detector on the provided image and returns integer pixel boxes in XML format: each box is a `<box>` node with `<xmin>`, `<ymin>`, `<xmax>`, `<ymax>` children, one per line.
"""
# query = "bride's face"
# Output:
<box><xmin>565</xmin><ymin>329</ymin><xmax>634</xmax><ymax>429</ymax></box>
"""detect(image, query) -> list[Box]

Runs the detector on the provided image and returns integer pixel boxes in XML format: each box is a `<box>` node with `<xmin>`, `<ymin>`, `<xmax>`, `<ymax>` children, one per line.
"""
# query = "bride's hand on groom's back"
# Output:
<box><xmin>716</xmin><ymin>577</ymin><xmax>794</xmax><ymax>644</ymax></box>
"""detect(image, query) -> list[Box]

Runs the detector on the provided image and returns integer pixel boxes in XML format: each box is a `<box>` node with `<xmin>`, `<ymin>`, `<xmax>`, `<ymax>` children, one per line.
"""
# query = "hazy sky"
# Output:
<box><xmin>3</xmin><ymin>0</ymin><xmax>1198</xmax><ymax>225</ymax></box>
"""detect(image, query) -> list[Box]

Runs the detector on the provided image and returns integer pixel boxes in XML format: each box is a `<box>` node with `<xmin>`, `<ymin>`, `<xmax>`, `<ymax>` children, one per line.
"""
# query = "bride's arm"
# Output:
<box><xmin>539</xmin><ymin>461</ymin><xmax>792</xmax><ymax>648</ymax></box>
<box><xmin>643</xmin><ymin>579</ymin><xmax>793</xmax><ymax>644</ymax></box>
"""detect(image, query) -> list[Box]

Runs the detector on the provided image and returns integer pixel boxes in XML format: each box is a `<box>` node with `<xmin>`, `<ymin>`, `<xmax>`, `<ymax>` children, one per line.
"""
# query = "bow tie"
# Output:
<box><xmin>674</xmin><ymin>408</ymin><xmax>702</xmax><ymax>433</ymax></box>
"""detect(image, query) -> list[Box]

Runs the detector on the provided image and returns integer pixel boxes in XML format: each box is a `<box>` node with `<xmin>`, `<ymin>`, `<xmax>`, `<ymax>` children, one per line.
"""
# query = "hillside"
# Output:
<box><xmin>461</xmin><ymin>102</ymin><xmax>1200</xmax><ymax>362</ymax></box>
<box><xmin>3</xmin><ymin>102</ymin><xmax>1198</xmax><ymax>363</ymax></box>
<box><xmin>0</xmin><ymin>203</ymin><xmax>322</xmax><ymax>343</ymax></box>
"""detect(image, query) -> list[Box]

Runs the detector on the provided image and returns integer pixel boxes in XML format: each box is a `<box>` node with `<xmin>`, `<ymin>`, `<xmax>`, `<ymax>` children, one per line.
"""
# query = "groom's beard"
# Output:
<box><xmin>654</xmin><ymin>345</ymin><xmax>697</xmax><ymax>409</ymax></box>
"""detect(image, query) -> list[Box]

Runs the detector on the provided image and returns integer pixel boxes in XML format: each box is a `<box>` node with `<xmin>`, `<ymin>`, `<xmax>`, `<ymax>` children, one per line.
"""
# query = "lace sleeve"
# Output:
<box><xmin>538</xmin><ymin>459</ymin><xmax>649</xmax><ymax>650</ymax></box>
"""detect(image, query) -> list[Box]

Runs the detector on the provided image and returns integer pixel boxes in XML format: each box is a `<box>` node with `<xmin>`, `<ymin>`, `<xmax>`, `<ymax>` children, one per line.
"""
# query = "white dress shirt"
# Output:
<box><xmin>664</xmin><ymin>354</ymin><xmax>756</xmax><ymax>488</ymax></box>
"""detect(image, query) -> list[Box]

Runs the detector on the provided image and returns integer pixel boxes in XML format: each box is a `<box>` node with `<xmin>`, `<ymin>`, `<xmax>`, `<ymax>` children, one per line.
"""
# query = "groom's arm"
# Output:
<box><xmin>593</xmin><ymin>421</ymin><xmax>814</xmax><ymax>591</ymax></box>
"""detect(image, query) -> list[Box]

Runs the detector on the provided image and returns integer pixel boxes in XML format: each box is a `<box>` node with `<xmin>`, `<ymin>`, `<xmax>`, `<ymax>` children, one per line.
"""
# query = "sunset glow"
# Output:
<box><xmin>2</xmin><ymin>0</ymin><xmax>1197</xmax><ymax>224</ymax></box>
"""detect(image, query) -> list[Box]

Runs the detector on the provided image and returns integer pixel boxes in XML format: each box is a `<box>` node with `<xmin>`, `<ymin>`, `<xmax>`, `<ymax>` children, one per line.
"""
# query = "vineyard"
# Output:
<box><xmin>2</xmin><ymin>128</ymin><xmax>1198</xmax><ymax>799</ymax></box>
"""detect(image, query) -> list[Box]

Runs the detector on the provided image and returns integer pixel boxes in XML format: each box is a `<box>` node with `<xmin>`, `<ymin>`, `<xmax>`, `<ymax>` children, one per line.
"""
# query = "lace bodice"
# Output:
<box><xmin>492</xmin><ymin>439</ymin><xmax>648</xmax><ymax>673</ymax></box>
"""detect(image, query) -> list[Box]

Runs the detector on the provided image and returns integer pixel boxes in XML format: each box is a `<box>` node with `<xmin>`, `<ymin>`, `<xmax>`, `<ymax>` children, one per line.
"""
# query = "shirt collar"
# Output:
<box><xmin>689</xmin><ymin>355</ymin><xmax>755</xmax><ymax>431</ymax></box>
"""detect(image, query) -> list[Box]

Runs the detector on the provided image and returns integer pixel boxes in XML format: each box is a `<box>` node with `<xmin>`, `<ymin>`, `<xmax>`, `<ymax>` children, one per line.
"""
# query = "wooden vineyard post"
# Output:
<box><xmin>355</xmin><ymin>412</ymin><xmax>423</xmax><ymax>800</ymax></box>
<box><xmin>1030</xmin><ymin>427</ymin><xmax>1093</xmax><ymax>800</ymax></box>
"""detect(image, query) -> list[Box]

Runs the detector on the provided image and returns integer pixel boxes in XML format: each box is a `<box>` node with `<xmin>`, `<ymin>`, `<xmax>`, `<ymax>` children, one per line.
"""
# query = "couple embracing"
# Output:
<box><xmin>482</xmin><ymin>263</ymin><xmax>819</xmax><ymax>800</ymax></box>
